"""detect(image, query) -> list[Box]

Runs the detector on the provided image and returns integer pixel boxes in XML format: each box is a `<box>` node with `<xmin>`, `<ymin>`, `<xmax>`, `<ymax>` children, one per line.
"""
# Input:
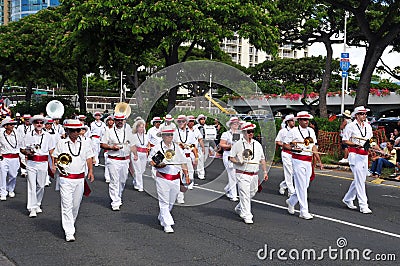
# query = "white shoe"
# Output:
<box><xmin>36</xmin><ymin>207</ymin><xmax>43</xmax><ymax>213</ymax></box>
<box><xmin>367</xmin><ymin>172</ymin><xmax>372</xmax><ymax>177</ymax></box>
<box><xmin>360</xmin><ymin>207</ymin><xmax>372</xmax><ymax>214</ymax></box>
<box><xmin>29</xmin><ymin>210</ymin><xmax>37</xmax><ymax>218</ymax></box>
<box><xmin>105</xmin><ymin>179</ymin><xmax>110</xmax><ymax>184</ymax></box>
<box><xmin>244</xmin><ymin>218</ymin><xmax>254</xmax><ymax>224</ymax></box>
<box><xmin>0</xmin><ymin>196</ymin><xmax>6</xmax><ymax>201</ymax></box>
<box><xmin>286</xmin><ymin>199</ymin><xmax>295</xmax><ymax>214</ymax></box>
<box><xmin>198</xmin><ymin>176</ymin><xmax>205</xmax><ymax>180</ymax></box>
<box><xmin>164</xmin><ymin>225</ymin><xmax>174</xmax><ymax>233</ymax></box>
<box><xmin>279</xmin><ymin>187</ymin><xmax>285</xmax><ymax>195</ymax></box>
<box><xmin>66</xmin><ymin>235</ymin><xmax>75</xmax><ymax>242</ymax></box>
<box><xmin>338</xmin><ymin>158</ymin><xmax>348</xmax><ymax>163</ymax></box>
<box><xmin>133</xmin><ymin>185</ymin><xmax>140</xmax><ymax>190</ymax></box>
<box><xmin>138</xmin><ymin>188</ymin><xmax>144</xmax><ymax>192</ymax></box>
<box><xmin>299</xmin><ymin>213</ymin><xmax>314</xmax><ymax>220</ymax></box>
<box><xmin>45</xmin><ymin>181</ymin><xmax>51</xmax><ymax>187</ymax></box>
<box><xmin>234</xmin><ymin>206</ymin><xmax>241</xmax><ymax>216</ymax></box>
<box><xmin>8</xmin><ymin>192</ymin><xmax>15</xmax><ymax>198</ymax></box>
<box><xmin>342</xmin><ymin>199</ymin><xmax>357</xmax><ymax>210</ymax></box>
<box><xmin>230</xmin><ymin>197</ymin><xmax>239</xmax><ymax>202</ymax></box>
<box><xmin>95</xmin><ymin>164</ymin><xmax>99</xmax><ymax>167</ymax></box>
<box><xmin>176</xmin><ymin>198</ymin><xmax>185</xmax><ymax>204</ymax></box>
<box><xmin>112</xmin><ymin>206</ymin><xmax>120</xmax><ymax>211</ymax></box>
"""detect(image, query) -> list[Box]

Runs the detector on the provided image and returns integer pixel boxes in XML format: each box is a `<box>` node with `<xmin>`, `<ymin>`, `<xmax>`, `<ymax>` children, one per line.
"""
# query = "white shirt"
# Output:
<box><xmin>221</xmin><ymin>130</ymin><xmax>242</xmax><ymax>156</ymax></box>
<box><xmin>16</xmin><ymin>124</ymin><xmax>33</xmax><ymax>139</ymax></box>
<box><xmin>90</xmin><ymin>120</ymin><xmax>106</xmax><ymax>138</ymax></box>
<box><xmin>0</xmin><ymin>129</ymin><xmax>21</xmax><ymax>154</ymax></box>
<box><xmin>52</xmin><ymin>136</ymin><xmax>94</xmax><ymax>174</ymax></box>
<box><xmin>284</xmin><ymin>126</ymin><xmax>317</xmax><ymax>157</ymax></box>
<box><xmin>342</xmin><ymin>121</ymin><xmax>373</xmax><ymax>147</ymax></box>
<box><xmin>148</xmin><ymin>141</ymin><xmax>187</xmax><ymax>175</ymax></box>
<box><xmin>132</xmin><ymin>133</ymin><xmax>149</xmax><ymax>149</ymax></box>
<box><xmin>22</xmin><ymin>130</ymin><xmax>55</xmax><ymax>156</ymax></box>
<box><xmin>100</xmin><ymin>125</ymin><xmax>133</xmax><ymax>157</ymax></box>
<box><xmin>173</xmin><ymin>126</ymin><xmax>199</xmax><ymax>155</ymax></box>
<box><xmin>231</xmin><ymin>138</ymin><xmax>265</xmax><ymax>172</ymax></box>
<box><xmin>45</xmin><ymin>127</ymin><xmax>60</xmax><ymax>148</ymax></box>
<box><xmin>52</xmin><ymin>123</ymin><xmax>65</xmax><ymax>137</ymax></box>
<box><xmin>147</xmin><ymin>126</ymin><xmax>162</xmax><ymax>146</ymax></box>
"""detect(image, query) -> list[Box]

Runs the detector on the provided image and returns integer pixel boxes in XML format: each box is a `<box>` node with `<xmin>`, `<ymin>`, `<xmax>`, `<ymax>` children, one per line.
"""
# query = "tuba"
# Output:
<box><xmin>57</xmin><ymin>153</ymin><xmax>72</xmax><ymax>176</ymax></box>
<box><xmin>46</xmin><ymin>100</ymin><xmax>64</xmax><ymax>119</ymax></box>
<box><xmin>114</xmin><ymin>102</ymin><xmax>131</xmax><ymax>118</ymax></box>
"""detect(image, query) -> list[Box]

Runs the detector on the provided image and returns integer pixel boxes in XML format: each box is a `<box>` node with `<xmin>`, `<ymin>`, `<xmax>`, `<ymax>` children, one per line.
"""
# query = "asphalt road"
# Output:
<box><xmin>0</xmin><ymin>158</ymin><xmax>399</xmax><ymax>266</ymax></box>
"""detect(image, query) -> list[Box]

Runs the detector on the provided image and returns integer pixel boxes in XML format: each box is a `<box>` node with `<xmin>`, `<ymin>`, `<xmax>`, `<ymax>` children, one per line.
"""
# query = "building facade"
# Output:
<box><xmin>10</xmin><ymin>0</ymin><xmax>59</xmax><ymax>22</ymax></box>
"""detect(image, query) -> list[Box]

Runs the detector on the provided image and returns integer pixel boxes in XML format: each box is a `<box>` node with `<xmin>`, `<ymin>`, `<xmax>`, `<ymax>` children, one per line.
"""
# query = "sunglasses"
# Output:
<box><xmin>34</xmin><ymin>121</ymin><xmax>44</xmax><ymax>124</ymax></box>
<box><xmin>115</xmin><ymin>119</ymin><xmax>124</xmax><ymax>122</ymax></box>
<box><xmin>69</xmin><ymin>128</ymin><xmax>81</xmax><ymax>132</ymax></box>
<box><xmin>177</xmin><ymin>120</ymin><xmax>186</xmax><ymax>124</ymax></box>
<box><xmin>163</xmin><ymin>133</ymin><xmax>174</xmax><ymax>137</ymax></box>
<box><xmin>154</xmin><ymin>121</ymin><xmax>161</xmax><ymax>123</ymax></box>
<box><xmin>357</xmin><ymin>113</ymin><xmax>367</xmax><ymax>116</ymax></box>
<box><xmin>246</xmin><ymin>129</ymin><xmax>255</xmax><ymax>134</ymax></box>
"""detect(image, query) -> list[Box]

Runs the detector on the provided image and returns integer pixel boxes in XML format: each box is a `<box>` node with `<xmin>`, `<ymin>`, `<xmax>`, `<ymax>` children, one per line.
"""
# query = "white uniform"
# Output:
<box><xmin>284</xmin><ymin>126</ymin><xmax>317</xmax><ymax>216</ymax></box>
<box><xmin>173</xmin><ymin>126</ymin><xmax>199</xmax><ymax>203</ymax></box>
<box><xmin>275</xmin><ymin>127</ymin><xmax>295</xmax><ymax>196</ymax></box>
<box><xmin>45</xmin><ymin>128</ymin><xmax>60</xmax><ymax>186</ymax></box>
<box><xmin>100</xmin><ymin>125</ymin><xmax>133</xmax><ymax>209</ymax></box>
<box><xmin>52</xmin><ymin>123</ymin><xmax>65</xmax><ymax>139</ymax></box>
<box><xmin>22</xmin><ymin>130</ymin><xmax>55</xmax><ymax>211</ymax></box>
<box><xmin>132</xmin><ymin>132</ymin><xmax>149</xmax><ymax>191</ymax></box>
<box><xmin>16</xmin><ymin>124</ymin><xmax>33</xmax><ymax>176</ymax></box>
<box><xmin>194</xmin><ymin>124</ymin><xmax>207</xmax><ymax>179</ymax></box>
<box><xmin>52</xmin><ymin>136</ymin><xmax>94</xmax><ymax>238</ymax></box>
<box><xmin>230</xmin><ymin>138</ymin><xmax>265</xmax><ymax>221</ymax></box>
<box><xmin>149</xmin><ymin>141</ymin><xmax>187</xmax><ymax>228</ymax></box>
<box><xmin>0</xmin><ymin>129</ymin><xmax>21</xmax><ymax>198</ymax></box>
<box><xmin>147</xmin><ymin>126</ymin><xmax>162</xmax><ymax>179</ymax></box>
<box><xmin>342</xmin><ymin>121</ymin><xmax>373</xmax><ymax>210</ymax></box>
<box><xmin>90</xmin><ymin>120</ymin><xmax>106</xmax><ymax>166</ymax></box>
<box><xmin>221</xmin><ymin>130</ymin><xmax>242</xmax><ymax>200</ymax></box>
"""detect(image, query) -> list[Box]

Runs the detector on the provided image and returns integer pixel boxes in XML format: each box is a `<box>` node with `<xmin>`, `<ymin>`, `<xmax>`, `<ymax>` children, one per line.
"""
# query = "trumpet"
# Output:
<box><xmin>57</xmin><ymin>153</ymin><xmax>72</xmax><ymax>176</ymax></box>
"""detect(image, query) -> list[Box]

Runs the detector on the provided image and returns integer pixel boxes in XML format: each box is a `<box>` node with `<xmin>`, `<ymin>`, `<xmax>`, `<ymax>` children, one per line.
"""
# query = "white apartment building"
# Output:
<box><xmin>220</xmin><ymin>34</ymin><xmax>309</xmax><ymax>68</ymax></box>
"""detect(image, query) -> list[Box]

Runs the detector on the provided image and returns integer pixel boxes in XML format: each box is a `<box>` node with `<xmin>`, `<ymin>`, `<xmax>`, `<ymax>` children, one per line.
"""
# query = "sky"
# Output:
<box><xmin>308</xmin><ymin>43</ymin><xmax>400</xmax><ymax>83</ymax></box>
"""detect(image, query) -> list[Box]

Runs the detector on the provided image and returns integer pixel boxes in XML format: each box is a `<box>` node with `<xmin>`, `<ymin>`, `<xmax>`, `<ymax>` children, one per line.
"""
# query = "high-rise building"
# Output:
<box><xmin>1</xmin><ymin>0</ymin><xmax>11</xmax><ymax>25</ymax></box>
<box><xmin>10</xmin><ymin>0</ymin><xmax>59</xmax><ymax>22</ymax></box>
<box><xmin>220</xmin><ymin>34</ymin><xmax>309</xmax><ymax>68</ymax></box>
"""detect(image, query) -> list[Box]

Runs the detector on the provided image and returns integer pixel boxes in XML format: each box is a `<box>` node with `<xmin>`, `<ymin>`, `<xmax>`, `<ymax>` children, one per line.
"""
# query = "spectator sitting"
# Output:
<box><xmin>369</xmin><ymin>140</ymin><xmax>397</xmax><ymax>178</ymax></box>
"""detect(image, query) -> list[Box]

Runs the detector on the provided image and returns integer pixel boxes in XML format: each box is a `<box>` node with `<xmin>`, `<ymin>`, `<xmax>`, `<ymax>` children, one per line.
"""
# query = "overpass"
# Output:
<box><xmin>228</xmin><ymin>92</ymin><xmax>400</xmax><ymax>117</ymax></box>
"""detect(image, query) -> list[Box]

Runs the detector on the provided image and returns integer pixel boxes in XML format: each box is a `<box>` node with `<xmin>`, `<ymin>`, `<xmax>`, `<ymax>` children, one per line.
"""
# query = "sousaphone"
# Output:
<box><xmin>114</xmin><ymin>102</ymin><xmax>131</xmax><ymax>118</ymax></box>
<box><xmin>46</xmin><ymin>100</ymin><xmax>64</xmax><ymax>119</ymax></box>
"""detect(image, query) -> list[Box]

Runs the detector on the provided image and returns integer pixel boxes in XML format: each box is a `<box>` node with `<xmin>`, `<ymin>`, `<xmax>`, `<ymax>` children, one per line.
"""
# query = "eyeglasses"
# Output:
<box><xmin>246</xmin><ymin>129</ymin><xmax>255</xmax><ymax>134</ymax></box>
<box><xmin>154</xmin><ymin>121</ymin><xmax>161</xmax><ymax>123</ymax></box>
<box><xmin>357</xmin><ymin>113</ymin><xmax>367</xmax><ymax>116</ymax></box>
<box><xmin>34</xmin><ymin>121</ymin><xmax>44</xmax><ymax>124</ymax></box>
<box><xmin>69</xmin><ymin>128</ymin><xmax>81</xmax><ymax>132</ymax></box>
<box><xmin>298</xmin><ymin>118</ymin><xmax>309</xmax><ymax>121</ymax></box>
<box><xmin>115</xmin><ymin>119</ymin><xmax>124</xmax><ymax>122</ymax></box>
<box><xmin>163</xmin><ymin>133</ymin><xmax>173</xmax><ymax>137</ymax></box>
<box><xmin>177</xmin><ymin>120</ymin><xmax>186</xmax><ymax>124</ymax></box>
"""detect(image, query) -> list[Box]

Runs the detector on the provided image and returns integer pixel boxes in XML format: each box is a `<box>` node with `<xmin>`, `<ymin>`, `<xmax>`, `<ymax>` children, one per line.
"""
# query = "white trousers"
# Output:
<box><xmin>236</xmin><ymin>173</ymin><xmax>258</xmax><ymax>220</ymax></box>
<box><xmin>344</xmin><ymin>153</ymin><xmax>369</xmax><ymax>208</ymax></box>
<box><xmin>59</xmin><ymin>177</ymin><xmax>84</xmax><ymax>236</ymax></box>
<box><xmin>287</xmin><ymin>158</ymin><xmax>312</xmax><ymax>215</ymax></box>
<box><xmin>19</xmin><ymin>153</ymin><xmax>27</xmax><ymax>175</ymax></box>
<box><xmin>132</xmin><ymin>152</ymin><xmax>147</xmax><ymax>190</ymax></box>
<box><xmin>104</xmin><ymin>152</ymin><xmax>110</xmax><ymax>181</ymax></box>
<box><xmin>223</xmin><ymin>154</ymin><xmax>237</xmax><ymax>199</ymax></box>
<box><xmin>156</xmin><ymin>176</ymin><xmax>180</xmax><ymax>227</ymax></box>
<box><xmin>92</xmin><ymin>137</ymin><xmax>101</xmax><ymax>165</ymax></box>
<box><xmin>177</xmin><ymin>156</ymin><xmax>194</xmax><ymax>203</ymax></box>
<box><xmin>0</xmin><ymin>158</ymin><xmax>20</xmax><ymax>197</ymax></box>
<box><xmin>279</xmin><ymin>151</ymin><xmax>295</xmax><ymax>195</ymax></box>
<box><xmin>26</xmin><ymin>161</ymin><xmax>48</xmax><ymax>210</ymax></box>
<box><xmin>108</xmin><ymin>159</ymin><xmax>129</xmax><ymax>208</ymax></box>
<box><xmin>196</xmin><ymin>147</ymin><xmax>206</xmax><ymax>179</ymax></box>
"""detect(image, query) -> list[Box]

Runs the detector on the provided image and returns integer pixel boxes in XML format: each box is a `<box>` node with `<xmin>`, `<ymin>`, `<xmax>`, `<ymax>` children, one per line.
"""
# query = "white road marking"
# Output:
<box><xmin>196</xmin><ymin>186</ymin><xmax>400</xmax><ymax>239</ymax></box>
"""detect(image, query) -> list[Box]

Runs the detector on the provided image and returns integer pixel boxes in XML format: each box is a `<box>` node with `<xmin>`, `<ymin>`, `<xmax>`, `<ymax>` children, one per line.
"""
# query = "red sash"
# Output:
<box><xmin>156</xmin><ymin>171</ymin><xmax>180</xmax><ymax>181</ymax></box>
<box><xmin>185</xmin><ymin>153</ymin><xmax>191</xmax><ymax>157</ymax></box>
<box><xmin>2</xmin><ymin>153</ymin><xmax>19</xmax><ymax>159</ymax></box>
<box><xmin>29</xmin><ymin>155</ymin><xmax>48</xmax><ymax>162</ymax></box>
<box><xmin>60</xmin><ymin>173</ymin><xmax>85</xmax><ymax>179</ymax></box>
<box><xmin>91</xmin><ymin>135</ymin><xmax>100</xmax><ymax>138</ymax></box>
<box><xmin>236</xmin><ymin>170</ymin><xmax>258</xmax><ymax>176</ymax></box>
<box><xmin>137</xmin><ymin>147</ymin><xmax>148</xmax><ymax>153</ymax></box>
<box><xmin>348</xmin><ymin>147</ymin><xmax>368</xmax><ymax>155</ymax></box>
<box><xmin>60</xmin><ymin>173</ymin><xmax>91</xmax><ymax>197</ymax></box>
<box><xmin>292</xmin><ymin>154</ymin><xmax>313</xmax><ymax>162</ymax></box>
<box><xmin>282</xmin><ymin>149</ymin><xmax>292</xmax><ymax>155</ymax></box>
<box><xmin>108</xmin><ymin>155</ymin><xmax>130</xmax><ymax>160</ymax></box>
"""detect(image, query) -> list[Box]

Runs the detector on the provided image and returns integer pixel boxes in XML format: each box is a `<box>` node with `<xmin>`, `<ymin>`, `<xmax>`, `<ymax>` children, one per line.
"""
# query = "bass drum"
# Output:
<box><xmin>203</xmin><ymin>125</ymin><xmax>217</xmax><ymax>140</ymax></box>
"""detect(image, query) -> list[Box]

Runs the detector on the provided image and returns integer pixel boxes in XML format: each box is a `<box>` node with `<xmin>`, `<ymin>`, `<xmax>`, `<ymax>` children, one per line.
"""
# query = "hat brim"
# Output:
<box><xmin>29</xmin><ymin>117</ymin><xmax>48</xmax><ymax>124</ymax></box>
<box><xmin>1</xmin><ymin>121</ymin><xmax>17</xmax><ymax>127</ymax></box>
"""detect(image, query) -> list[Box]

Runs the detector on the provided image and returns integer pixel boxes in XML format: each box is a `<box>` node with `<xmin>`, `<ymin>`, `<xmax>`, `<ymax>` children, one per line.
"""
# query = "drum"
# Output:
<box><xmin>204</xmin><ymin>125</ymin><xmax>217</xmax><ymax>140</ymax></box>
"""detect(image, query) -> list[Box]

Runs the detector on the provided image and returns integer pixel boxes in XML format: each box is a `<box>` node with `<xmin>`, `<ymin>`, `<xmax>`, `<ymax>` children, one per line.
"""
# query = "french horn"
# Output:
<box><xmin>57</xmin><ymin>153</ymin><xmax>72</xmax><ymax>176</ymax></box>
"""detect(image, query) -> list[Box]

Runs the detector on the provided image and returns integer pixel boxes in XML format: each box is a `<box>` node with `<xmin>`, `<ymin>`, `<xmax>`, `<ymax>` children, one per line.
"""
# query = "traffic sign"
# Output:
<box><xmin>342</xmin><ymin>71</ymin><xmax>348</xmax><ymax>78</ymax></box>
<box><xmin>340</xmin><ymin>60</ymin><xmax>350</xmax><ymax>71</ymax></box>
<box><xmin>341</xmin><ymin>52</ymin><xmax>349</xmax><ymax>59</ymax></box>
<box><xmin>34</xmin><ymin>90</ymin><xmax>48</xmax><ymax>95</ymax></box>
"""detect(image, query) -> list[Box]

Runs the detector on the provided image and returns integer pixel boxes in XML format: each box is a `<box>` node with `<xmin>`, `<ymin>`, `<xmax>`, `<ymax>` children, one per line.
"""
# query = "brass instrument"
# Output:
<box><xmin>164</xmin><ymin>149</ymin><xmax>175</xmax><ymax>161</ymax></box>
<box><xmin>57</xmin><ymin>153</ymin><xmax>72</xmax><ymax>176</ymax></box>
<box><xmin>351</xmin><ymin>136</ymin><xmax>378</xmax><ymax>151</ymax></box>
<box><xmin>114</xmin><ymin>102</ymin><xmax>131</xmax><ymax>118</ymax></box>
<box><xmin>242</xmin><ymin>149</ymin><xmax>253</xmax><ymax>161</ymax></box>
<box><xmin>46</xmin><ymin>100</ymin><xmax>64</xmax><ymax>119</ymax></box>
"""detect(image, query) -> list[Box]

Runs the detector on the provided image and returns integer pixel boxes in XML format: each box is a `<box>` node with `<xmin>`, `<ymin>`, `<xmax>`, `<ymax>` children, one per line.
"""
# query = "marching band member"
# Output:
<box><xmin>52</xmin><ymin>119</ymin><xmax>94</xmax><ymax>242</ymax></box>
<box><xmin>160</xmin><ymin>114</ymin><xmax>176</xmax><ymax>130</ymax></box>
<box><xmin>283</xmin><ymin>111</ymin><xmax>323</xmax><ymax>220</ymax></box>
<box><xmin>16</xmin><ymin>114</ymin><xmax>33</xmax><ymax>177</ymax></box>
<box><xmin>148</xmin><ymin>117</ymin><xmax>163</xmax><ymax>179</ymax></box>
<box><xmin>44</xmin><ymin>118</ymin><xmax>60</xmax><ymax>186</ymax></box>
<box><xmin>195</xmin><ymin>114</ymin><xmax>210</xmax><ymax>179</ymax></box>
<box><xmin>20</xmin><ymin>115</ymin><xmax>55</xmax><ymax>217</ymax></box>
<box><xmin>104</xmin><ymin>115</ymin><xmax>114</xmax><ymax>183</ymax></box>
<box><xmin>52</xmin><ymin>117</ymin><xmax>65</xmax><ymax>139</ymax></box>
<box><xmin>149</xmin><ymin>125</ymin><xmax>188</xmax><ymax>233</ymax></box>
<box><xmin>100</xmin><ymin>113</ymin><xmax>134</xmax><ymax>211</ymax></box>
<box><xmin>0</xmin><ymin>118</ymin><xmax>20</xmax><ymax>201</ymax></box>
<box><xmin>342</xmin><ymin>106</ymin><xmax>373</xmax><ymax>214</ymax></box>
<box><xmin>90</xmin><ymin>111</ymin><xmax>106</xmax><ymax>167</ymax></box>
<box><xmin>173</xmin><ymin>115</ymin><xmax>198</xmax><ymax>204</ymax></box>
<box><xmin>76</xmin><ymin>115</ymin><xmax>90</xmax><ymax>138</ymax></box>
<box><xmin>229</xmin><ymin>122</ymin><xmax>268</xmax><ymax>224</ymax></box>
<box><xmin>187</xmin><ymin>115</ymin><xmax>205</xmax><ymax>180</ymax></box>
<box><xmin>220</xmin><ymin>117</ymin><xmax>242</xmax><ymax>202</ymax></box>
<box><xmin>275</xmin><ymin>114</ymin><xmax>295</xmax><ymax>197</ymax></box>
<box><xmin>131</xmin><ymin>117</ymin><xmax>149</xmax><ymax>192</ymax></box>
